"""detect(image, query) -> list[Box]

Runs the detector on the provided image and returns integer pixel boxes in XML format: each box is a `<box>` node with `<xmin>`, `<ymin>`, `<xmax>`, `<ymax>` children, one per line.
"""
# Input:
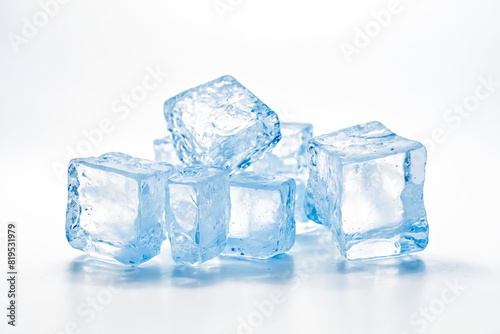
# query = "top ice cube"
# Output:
<box><xmin>164</xmin><ymin>75</ymin><xmax>281</xmax><ymax>173</ymax></box>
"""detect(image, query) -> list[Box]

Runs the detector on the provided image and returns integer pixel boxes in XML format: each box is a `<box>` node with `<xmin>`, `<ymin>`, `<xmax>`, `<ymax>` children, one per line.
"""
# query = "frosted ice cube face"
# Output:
<box><xmin>166</xmin><ymin>167</ymin><xmax>231</xmax><ymax>265</ymax></box>
<box><xmin>304</xmin><ymin>122</ymin><xmax>428</xmax><ymax>260</ymax></box>
<box><xmin>164</xmin><ymin>75</ymin><xmax>281</xmax><ymax>173</ymax></box>
<box><xmin>223</xmin><ymin>172</ymin><xmax>296</xmax><ymax>259</ymax></box>
<box><xmin>252</xmin><ymin>122</ymin><xmax>313</xmax><ymax>227</ymax></box>
<box><xmin>153</xmin><ymin>134</ymin><xmax>184</xmax><ymax>167</ymax></box>
<box><xmin>66</xmin><ymin>152</ymin><xmax>174</xmax><ymax>265</ymax></box>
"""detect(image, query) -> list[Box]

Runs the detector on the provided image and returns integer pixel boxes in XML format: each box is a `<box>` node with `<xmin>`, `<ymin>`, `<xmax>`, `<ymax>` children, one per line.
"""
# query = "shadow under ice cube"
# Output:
<box><xmin>223</xmin><ymin>172</ymin><xmax>296</xmax><ymax>259</ymax></box>
<box><xmin>304</xmin><ymin>122</ymin><xmax>429</xmax><ymax>260</ymax></box>
<box><xmin>66</xmin><ymin>152</ymin><xmax>174</xmax><ymax>265</ymax></box>
<box><xmin>166</xmin><ymin>166</ymin><xmax>231</xmax><ymax>265</ymax></box>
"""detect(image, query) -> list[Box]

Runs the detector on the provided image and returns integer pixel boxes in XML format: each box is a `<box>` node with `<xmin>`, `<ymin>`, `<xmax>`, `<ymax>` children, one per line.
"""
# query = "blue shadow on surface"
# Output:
<box><xmin>67</xmin><ymin>253</ymin><xmax>295</xmax><ymax>288</ymax></box>
<box><xmin>67</xmin><ymin>226</ymin><xmax>437</xmax><ymax>288</ymax></box>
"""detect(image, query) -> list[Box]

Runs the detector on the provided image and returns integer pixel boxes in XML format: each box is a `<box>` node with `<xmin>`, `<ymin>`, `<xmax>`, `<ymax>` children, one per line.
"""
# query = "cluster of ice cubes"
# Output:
<box><xmin>66</xmin><ymin>75</ymin><xmax>429</xmax><ymax>266</ymax></box>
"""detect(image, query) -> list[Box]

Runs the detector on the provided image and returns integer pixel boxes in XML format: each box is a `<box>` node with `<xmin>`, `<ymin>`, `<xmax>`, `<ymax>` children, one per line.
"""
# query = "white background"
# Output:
<box><xmin>1</xmin><ymin>1</ymin><xmax>500</xmax><ymax>333</ymax></box>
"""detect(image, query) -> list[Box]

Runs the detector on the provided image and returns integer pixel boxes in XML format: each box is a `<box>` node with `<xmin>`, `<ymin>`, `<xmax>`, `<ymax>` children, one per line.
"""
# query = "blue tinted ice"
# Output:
<box><xmin>304</xmin><ymin>122</ymin><xmax>428</xmax><ymax>260</ymax></box>
<box><xmin>252</xmin><ymin>122</ymin><xmax>314</xmax><ymax>231</ymax></box>
<box><xmin>252</xmin><ymin>122</ymin><xmax>312</xmax><ymax>176</ymax></box>
<box><xmin>223</xmin><ymin>172</ymin><xmax>296</xmax><ymax>259</ymax></box>
<box><xmin>163</xmin><ymin>75</ymin><xmax>281</xmax><ymax>173</ymax></box>
<box><xmin>154</xmin><ymin>134</ymin><xmax>184</xmax><ymax>168</ymax></box>
<box><xmin>66</xmin><ymin>152</ymin><xmax>174</xmax><ymax>265</ymax></box>
<box><xmin>166</xmin><ymin>166</ymin><xmax>231</xmax><ymax>265</ymax></box>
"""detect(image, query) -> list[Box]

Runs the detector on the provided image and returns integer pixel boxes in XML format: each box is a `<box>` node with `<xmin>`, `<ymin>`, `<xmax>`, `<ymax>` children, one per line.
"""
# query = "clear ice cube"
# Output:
<box><xmin>164</xmin><ymin>75</ymin><xmax>281</xmax><ymax>173</ymax></box>
<box><xmin>304</xmin><ymin>122</ymin><xmax>428</xmax><ymax>260</ymax></box>
<box><xmin>252</xmin><ymin>122</ymin><xmax>312</xmax><ymax>176</ymax></box>
<box><xmin>165</xmin><ymin>166</ymin><xmax>231</xmax><ymax>265</ymax></box>
<box><xmin>66</xmin><ymin>152</ymin><xmax>174</xmax><ymax>265</ymax></box>
<box><xmin>252</xmin><ymin>122</ymin><xmax>315</xmax><ymax>231</ymax></box>
<box><xmin>223</xmin><ymin>172</ymin><xmax>296</xmax><ymax>259</ymax></box>
<box><xmin>154</xmin><ymin>134</ymin><xmax>184</xmax><ymax>168</ymax></box>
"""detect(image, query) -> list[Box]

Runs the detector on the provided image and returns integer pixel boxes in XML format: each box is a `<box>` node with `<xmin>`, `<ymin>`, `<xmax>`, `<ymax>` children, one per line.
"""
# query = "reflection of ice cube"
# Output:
<box><xmin>304</xmin><ymin>121</ymin><xmax>428</xmax><ymax>260</ymax></box>
<box><xmin>223</xmin><ymin>172</ymin><xmax>296</xmax><ymax>259</ymax></box>
<box><xmin>66</xmin><ymin>152</ymin><xmax>174</xmax><ymax>265</ymax></box>
<box><xmin>165</xmin><ymin>166</ymin><xmax>231</xmax><ymax>265</ymax></box>
<box><xmin>163</xmin><ymin>75</ymin><xmax>281</xmax><ymax>173</ymax></box>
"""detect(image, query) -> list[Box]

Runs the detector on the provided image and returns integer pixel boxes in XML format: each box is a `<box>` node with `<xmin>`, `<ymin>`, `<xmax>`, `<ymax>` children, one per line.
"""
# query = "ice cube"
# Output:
<box><xmin>223</xmin><ymin>172</ymin><xmax>296</xmax><ymax>259</ymax></box>
<box><xmin>66</xmin><ymin>152</ymin><xmax>174</xmax><ymax>265</ymax></box>
<box><xmin>166</xmin><ymin>166</ymin><xmax>231</xmax><ymax>265</ymax></box>
<box><xmin>252</xmin><ymin>122</ymin><xmax>312</xmax><ymax>177</ymax></box>
<box><xmin>154</xmin><ymin>134</ymin><xmax>184</xmax><ymax>168</ymax></box>
<box><xmin>304</xmin><ymin>121</ymin><xmax>428</xmax><ymax>260</ymax></box>
<box><xmin>252</xmin><ymin>122</ymin><xmax>315</xmax><ymax>232</ymax></box>
<box><xmin>163</xmin><ymin>75</ymin><xmax>281</xmax><ymax>173</ymax></box>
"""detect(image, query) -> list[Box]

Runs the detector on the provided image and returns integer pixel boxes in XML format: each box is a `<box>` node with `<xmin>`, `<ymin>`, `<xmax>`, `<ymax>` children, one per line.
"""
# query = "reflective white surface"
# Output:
<box><xmin>4</xmin><ymin>229</ymin><xmax>500</xmax><ymax>334</ymax></box>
